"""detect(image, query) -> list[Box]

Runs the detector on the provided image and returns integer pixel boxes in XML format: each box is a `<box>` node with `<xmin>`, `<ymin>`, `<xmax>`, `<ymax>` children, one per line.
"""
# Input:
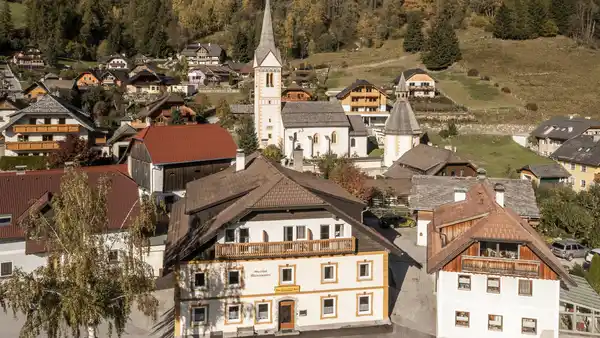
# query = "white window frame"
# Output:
<box><xmin>334</xmin><ymin>224</ymin><xmax>344</xmax><ymax>238</ymax></box>
<box><xmin>224</xmin><ymin>228</ymin><xmax>236</xmax><ymax>243</ymax></box>
<box><xmin>296</xmin><ymin>225</ymin><xmax>306</xmax><ymax>240</ymax></box>
<box><xmin>226</xmin><ymin>304</ymin><xmax>242</xmax><ymax>324</ymax></box>
<box><xmin>279</xmin><ymin>266</ymin><xmax>295</xmax><ymax>285</ymax></box>
<box><xmin>191</xmin><ymin>305</ymin><xmax>208</xmax><ymax>326</ymax></box>
<box><xmin>238</xmin><ymin>227</ymin><xmax>250</xmax><ymax>243</ymax></box>
<box><xmin>321</xmin><ymin>263</ymin><xmax>337</xmax><ymax>283</ymax></box>
<box><xmin>0</xmin><ymin>214</ymin><xmax>12</xmax><ymax>226</ymax></box>
<box><xmin>357</xmin><ymin>294</ymin><xmax>372</xmax><ymax>316</ymax></box>
<box><xmin>194</xmin><ymin>271</ymin><xmax>207</xmax><ymax>289</ymax></box>
<box><xmin>255</xmin><ymin>302</ymin><xmax>271</xmax><ymax>323</ymax></box>
<box><xmin>227</xmin><ymin>269</ymin><xmax>242</xmax><ymax>288</ymax></box>
<box><xmin>357</xmin><ymin>261</ymin><xmax>372</xmax><ymax>280</ymax></box>
<box><xmin>321</xmin><ymin>297</ymin><xmax>337</xmax><ymax>318</ymax></box>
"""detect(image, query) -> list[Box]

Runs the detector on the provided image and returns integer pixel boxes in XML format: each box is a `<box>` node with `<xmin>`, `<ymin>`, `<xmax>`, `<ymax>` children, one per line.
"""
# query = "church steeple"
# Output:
<box><xmin>254</xmin><ymin>0</ymin><xmax>282</xmax><ymax>66</ymax></box>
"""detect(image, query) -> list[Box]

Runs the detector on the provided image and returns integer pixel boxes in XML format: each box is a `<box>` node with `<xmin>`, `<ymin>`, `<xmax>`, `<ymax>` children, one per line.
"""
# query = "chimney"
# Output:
<box><xmin>454</xmin><ymin>187</ymin><xmax>467</xmax><ymax>202</ymax></box>
<box><xmin>293</xmin><ymin>146</ymin><xmax>304</xmax><ymax>172</ymax></box>
<box><xmin>494</xmin><ymin>183</ymin><xmax>505</xmax><ymax>207</ymax></box>
<box><xmin>477</xmin><ymin>168</ymin><xmax>487</xmax><ymax>180</ymax></box>
<box><xmin>235</xmin><ymin>149</ymin><xmax>245</xmax><ymax>172</ymax></box>
<box><xmin>15</xmin><ymin>165</ymin><xmax>26</xmax><ymax>175</ymax></box>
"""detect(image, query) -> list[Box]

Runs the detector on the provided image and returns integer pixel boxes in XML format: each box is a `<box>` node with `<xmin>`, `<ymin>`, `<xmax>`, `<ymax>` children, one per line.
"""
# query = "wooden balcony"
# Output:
<box><xmin>350</xmin><ymin>91</ymin><xmax>381</xmax><ymax>97</ymax></box>
<box><xmin>215</xmin><ymin>237</ymin><xmax>356</xmax><ymax>259</ymax></box>
<box><xmin>350</xmin><ymin>100</ymin><xmax>381</xmax><ymax>106</ymax></box>
<box><xmin>13</xmin><ymin>124</ymin><xmax>80</xmax><ymax>133</ymax></box>
<box><xmin>408</xmin><ymin>85</ymin><xmax>434</xmax><ymax>91</ymax></box>
<box><xmin>6</xmin><ymin>141</ymin><xmax>60</xmax><ymax>151</ymax></box>
<box><xmin>461</xmin><ymin>255</ymin><xmax>540</xmax><ymax>278</ymax></box>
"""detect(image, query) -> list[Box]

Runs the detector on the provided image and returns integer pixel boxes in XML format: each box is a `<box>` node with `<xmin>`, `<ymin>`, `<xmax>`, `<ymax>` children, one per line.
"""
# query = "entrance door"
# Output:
<box><xmin>279</xmin><ymin>300</ymin><xmax>295</xmax><ymax>331</ymax></box>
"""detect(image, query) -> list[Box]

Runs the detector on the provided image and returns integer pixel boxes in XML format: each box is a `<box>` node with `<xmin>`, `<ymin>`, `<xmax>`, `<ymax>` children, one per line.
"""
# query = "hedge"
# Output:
<box><xmin>0</xmin><ymin>156</ymin><xmax>48</xmax><ymax>171</ymax></box>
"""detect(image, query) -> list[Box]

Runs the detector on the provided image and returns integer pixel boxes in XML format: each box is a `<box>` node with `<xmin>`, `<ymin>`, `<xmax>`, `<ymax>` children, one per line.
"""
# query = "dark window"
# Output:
<box><xmin>518</xmin><ymin>279</ymin><xmax>532</xmax><ymax>296</ymax></box>
<box><xmin>108</xmin><ymin>250</ymin><xmax>119</xmax><ymax>263</ymax></box>
<box><xmin>320</xmin><ymin>225</ymin><xmax>330</xmax><ymax>239</ymax></box>
<box><xmin>350</xmin><ymin>138</ymin><xmax>356</xmax><ymax>147</ymax></box>
<box><xmin>44</xmin><ymin>118</ymin><xmax>51</xmax><ymax>124</ymax></box>
<box><xmin>284</xmin><ymin>226</ymin><xmax>294</xmax><ymax>241</ymax></box>
<box><xmin>29</xmin><ymin>118</ymin><xmax>37</xmax><ymax>124</ymax></box>
<box><xmin>239</xmin><ymin>228</ymin><xmax>249</xmax><ymax>243</ymax></box>
<box><xmin>0</xmin><ymin>262</ymin><xmax>12</xmax><ymax>277</ymax></box>
<box><xmin>194</xmin><ymin>272</ymin><xmax>206</xmax><ymax>288</ymax></box>
<box><xmin>359</xmin><ymin>262</ymin><xmax>371</xmax><ymax>278</ymax></box>
<box><xmin>323</xmin><ymin>265</ymin><xmax>335</xmax><ymax>280</ymax></box>
<box><xmin>58</xmin><ymin>118</ymin><xmax>66</xmax><ymax>124</ymax></box>
<box><xmin>225</xmin><ymin>229</ymin><xmax>235</xmax><ymax>243</ymax></box>
<box><xmin>0</xmin><ymin>215</ymin><xmax>11</xmax><ymax>227</ymax></box>
<box><xmin>228</xmin><ymin>270</ymin><xmax>240</xmax><ymax>286</ymax></box>
<box><xmin>42</xmin><ymin>134</ymin><xmax>53</xmax><ymax>141</ymax></box>
<box><xmin>451</xmin><ymin>170</ymin><xmax>456</xmax><ymax>176</ymax></box>
<box><xmin>281</xmin><ymin>267</ymin><xmax>293</xmax><ymax>283</ymax></box>
<box><xmin>192</xmin><ymin>307</ymin><xmax>207</xmax><ymax>323</ymax></box>
<box><xmin>323</xmin><ymin>298</ymin><xmax>335</xmax><ymax>315</ymax></box>
<box><xmin>480</xmin><ymin>241</ymin><xmax>519</xmax><ymax>259</ymax></box>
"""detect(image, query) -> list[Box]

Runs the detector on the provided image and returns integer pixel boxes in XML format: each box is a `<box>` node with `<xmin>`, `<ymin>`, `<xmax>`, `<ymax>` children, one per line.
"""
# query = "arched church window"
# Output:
<box><xmin>313</xmin><ymin>134</ymin><xmax>319</xmax><ymax>144</ymax></box>
<box><xmin>350</xmin><ymin>138</ymin><xmax>356</xmax><ymax>147</ymax></box>
<box><xmin>266</xmin><ymin>73</ymin><xmax>271</xmax><ymax>87</ymax></box>
<box><xmin>331</xmin><ymin>132</ymin><xmax>338</xmax><ymax>144</ymax></box>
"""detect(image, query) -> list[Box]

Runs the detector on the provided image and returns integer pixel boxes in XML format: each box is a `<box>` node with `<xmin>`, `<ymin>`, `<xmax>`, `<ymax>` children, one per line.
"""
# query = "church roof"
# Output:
<box><xmin>384</xmin><ymin>99</ymin><xmax>421</xmax><ymax>135</ymax></box>
<box><xmin>281</xmin><ymin>101</ymin><xmax>350</xmax><ymax>128</ymax></box>
<box><xmin>254</xmin><ymin>0</ymin><xmax>282</xmax><ymax>66</ymax></box>
<box><xmin>396</xmin><ymin>72</ymin><xmax>408</xmax><ymax>92</ymax></box>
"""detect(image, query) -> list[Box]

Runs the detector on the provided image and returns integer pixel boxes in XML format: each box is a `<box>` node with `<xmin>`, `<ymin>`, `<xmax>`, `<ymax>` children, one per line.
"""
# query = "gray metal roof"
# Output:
<box><xmin>384</xmin><ymin>99</ymin><xmax>421</xmax><ymax>135</ymax></box>
<box><xmin>519</xmin><ymin>163</ymin><xmax>570</xmax><ymax>179</ymax></box>
<box><xmin>347</xmin><ymin>115</ymin><xmax>368</xmax><ymax>136</ymax></box>
<box><xmin>230</xmin><ymin>104</ymin><xmax>254</xmax><ymax>115</ymax></box>
<box><xmin>409</xmin><ymin>175</ymin><xmax>540</xmax><ymax>218</ymax></box>
<box><xmin>551</xmin><ymin>134</ymin><xmax>600</xmax><ymax>167</ymax></box>
<box><xmin>560</xmin><ymin>275</ymin><xmax>600</xmax><ymax>311</ymax></box>
<box><xmin>107</xmin><ymin>123</ymin><xmax>138</xmax><ymax>145</ymax></box>
<box><xmin>254</xmin><ymin>0</ymin><xmax>282</xmax><ymax>65</ymax></box>
<box><xmin>281</xmin><ymin>101</ymin><xmax>350</xmax><ymax>128</ymax></box>
<box><xmin>181</xmin><ymin>43</ymin><xmax>223</xmax><ymax>58</ymax></box>
<box><xmin>531</xmin><ymin>116</ymin><xmax>600</xmax><ymax>141</ymax></box>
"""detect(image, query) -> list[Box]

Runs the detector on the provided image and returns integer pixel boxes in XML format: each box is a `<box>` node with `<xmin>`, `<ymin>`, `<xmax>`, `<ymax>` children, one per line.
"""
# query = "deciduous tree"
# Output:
<box><xmin>0</xmin><ymin>167</ymin><xmax>158</xmax><ymax>338</ymax></box>
<box><xmin>216</xmin><ymin>99</ymin><xmax>235</xmax><ymax>129</ymax></box>
<box><xmin>48</xmin><ymin>134</ymin><xmax>99</xmax><ymax>168</ymax></box>
<box><xmin>170</xmin><ymin>107</ymin><xmax>185</xmax><ymax>125</ymax></box>
<box><xmin>262</xmin><ymin>144</ymin><xmax>284</xmax><ymax>162</ymax></box>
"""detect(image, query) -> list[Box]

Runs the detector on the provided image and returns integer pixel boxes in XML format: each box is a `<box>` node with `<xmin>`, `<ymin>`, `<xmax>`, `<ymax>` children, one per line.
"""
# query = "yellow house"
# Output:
<box><xmin>551</xmin><ymin>134</ymin><xmax>600</xmax><ymax>191</ymax></box>
<box><xmin>335</xmin><ymin>79</ymin><xmax>388</xmax><ymax>127</ymax></box>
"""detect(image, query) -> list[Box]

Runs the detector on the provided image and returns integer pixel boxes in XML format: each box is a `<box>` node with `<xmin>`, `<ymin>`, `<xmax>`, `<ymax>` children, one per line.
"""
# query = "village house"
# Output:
<box><xmin>529</xmin><ymin>116</ymin><xmax>600</xmax><ymax>156</ymax></box>
<box><xmin>517</xmin><ymin>163</ymin><xmax>570</xmax><ymax>188</ymax></box>
<box><xmin>428</xmin><ymin>183</ymin><xmax>575</xmax><ymax>338</ymax></box>
<box><xmin>166</xmin><ymin>152</ymin><xmax>406</xmax><ymax>337</ymax></box>
<box><xmin>0</xmin><ymin>95</ymin><xmax>105</xmax><ymax>157</ymax></box>
<box><xmin>126</xmin><ymin>70</ymin><xmax>178</xmax><ymax>95</ymax></box>
<box><xmin>0</xmin><ymin>165</ymin><xmax>166</xmax><ymax>277</ymax></box>
<box><xmin>282</xmin><ymin>84</ymin><xmax>313</xmax><ymax>102</ymax></box>
<box><xmin>98</xmin><ymin>55</ymin><xmax>130</xmax><ymax>70</ymax></box>
<box><xmin>180</xmin><ymin>43</ymin><xmax>226</xmax><ymax>66</ymax></box>
<box><xmin>12</xmin><ymin>47</ymin><xmax>45</xmax><ymax>69</ymax></box>
<box><xmin>106</xmin><ymin>122</ymin><xmax>139</xmax><ymax>162</ymax></box>
<box><xmin>133</xmin><ymin>93</ymin><xmax>197</xmax><ymax>126</ymax></box>
<box><xmin>393</xmin><ymin>68</ymin><xmax>435</xmax><ymax>98</ymax></box>
<box><xmin>99</xmin><ymin>69</ymin><xmax>129</xmax><ymax>88</ymax></box>
<box><xmin>550</xmin><ymin>134</ymin><xmax>600</xmax><ymax>191</ymax></box>
<box><xmin>168</xmin><ymin>83</ymin><xmax>197</xmax><ymax>97</ymax></box>
<box><xmin>22</xmin><ymin>79</ymin><xmax>78</xmax><ymax>101</ymax></box>
<box><xmin>0</xmin><ymin>95</ymin><xmax>28</xmax><ymax>130</ymax></box>
<box><xmin>74</xmin><ymin>70</ymin><xmax>102</xmax><ymax>89</ymax></box>
<box><xmin>123</xmin><ymin>124</ymin><xmax>236</xmax><ymax>202</ymax></box>
<box><xmin>384</xmin><ymin>144</ymin><xmax>477</xmax><ymax>179</ymax></box>
<box><xmin>409</xmin><ymin>172</ymin><xmax>540</xmax><ymax>247</ymax></box>
<box><xmin>336</xmin><ymin>79</ymin><xmax>389</xmax><ymax>128</ymax></box>
<box><xmin>188</xmin><ymin>65</ymin><xmax>236</xmax><ymax>87</ymax></box>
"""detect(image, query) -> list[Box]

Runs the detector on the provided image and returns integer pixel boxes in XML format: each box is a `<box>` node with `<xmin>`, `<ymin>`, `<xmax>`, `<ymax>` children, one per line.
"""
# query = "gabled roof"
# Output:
<box><xmin>107</xmin><ymin>123</ymin><xmax>138</xmax><ymax>145</ymax></box>
<box><xmin>98</xmin><ymin>54</ymin><xmax>129</xmax><ymax>63</ymax></box>
<box><xmin>426</xmin><ymin>183</ymin><xmax>575</xmax><ymax>286</ymax></box>
<box><xmin>394</xmin><ymin>68</ymin><xmax>431</xmax><ymax>84</ymax></box>
<box><xmin>0</xmin><ymin>95</ymin><xmax>28</xmax><ymax>110</ymax></box>
<box><xmin>347</xmin><ymin>115</ymin><xmax>368</xmax><ymax>136</ymax></box>
<box><xmin>0</xmin><ymin>95</ymin><xmax>96</xmax><ymax>132</ymax></box>
<box><xmin>22</xmin><ymin>81</ymin><xmax>48</xmax><ymax>95</ymax></box>
<box><xmin>410</xmin><ymin>175</ymin><xmax>540</xmax><ymax>218</ymax></box>
<box><xmin>230</xmin><ymin>104</ymin><xmax>254</xmax><ymax>116</ymax></box>
<box><xmin>384</xmin><ymin>99</ymin><xmax>421</xmax><ymax>136</ymax></box>
<box><xmin>254</xmin><ymin>0</ymin><xmax>282</xmax><ymax>66</ymax></box>
<box><xmin>519</xmin><ymin>163</ymin><xmax>570</xmax><ymax>179</ymax></box>
<box><xmin>281</xmin><ymin>101</ymin><xmax>350</xmax><ymax>128</ymax></box>
<box><xmin>0</xmin><ymin>165</ymin><xmax>136</xmax><ymax>241</ymax></box>
<box><xmin>181</xmin><ymin>43</ymin><xmax>224</xmax><ymax>58</ymax></box>
<box><xmin>385</xmin><ymin>144</ymin><xmax>474</xmax><ymax>178</ymax></box>
<box><xmin>126</xmin><ymin>70</ymin><xmax>173</xmax><ymax>85</ymax></box>
<box><xmin>100</xmin><ymin>69</ymin><xmax>130</xmax><ymax>82</ymax></box>
<box><xmin>550</xmin><ymin>134</ymin><xmax>600</xmax><ymax>167</ymax></box>
<box><xmin>168</xmin><ymin>154</ymin><xmax>405</xmax><ymax>262</ymax></box>
<box><xmin>74</xmin><ymin>70</ymin><xmax>101</xmax><ymax>82</ymax></box>
<box><xmin>131</xmin><ymin>124</ymin><xmax>236</xmax><ymax>165</ymax></box>
<box><xmin>531</xmin><ymin>116</ymin><xmax>600</xmax><ymax>141</ymax></box>
<box><xmin>136</xmin><ymin>93</ymin><xmax>186</xmax><ymax>118</ymax></box>
<box><xmin>335</xmin><ymin>79</ymin><xmax>387</xmax><ymax>100</ymax></box>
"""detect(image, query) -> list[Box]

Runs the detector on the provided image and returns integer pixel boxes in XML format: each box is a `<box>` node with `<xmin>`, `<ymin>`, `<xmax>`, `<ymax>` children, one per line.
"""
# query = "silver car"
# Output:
<box><xmin>551</xmin><ymin>240</ymin><xmax>588</xmax><ymax>261</ymax></box>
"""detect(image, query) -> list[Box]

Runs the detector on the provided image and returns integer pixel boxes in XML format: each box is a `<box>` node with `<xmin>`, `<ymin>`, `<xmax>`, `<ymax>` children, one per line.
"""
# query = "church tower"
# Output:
<box><xmin>383</xmin><ymin>97</ymin><xmax>422</xmax><ymax>167</ymax></box>
<box><xmin>253</xmin><ymin>0</ymin><xmax>283</xmax><ymax>148</ymax></box>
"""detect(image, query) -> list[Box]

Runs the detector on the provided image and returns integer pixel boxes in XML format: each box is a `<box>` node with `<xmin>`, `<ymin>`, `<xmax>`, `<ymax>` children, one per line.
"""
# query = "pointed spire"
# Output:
<box><xmin>254</xmin><ymin>0</ymin><xmax>282</xmax><ymax>66</ymax></box>
<box><xmin>397</xmin><ymin>72</ymin><xmax>408</xmax><ymax>98</ymax></box>
<box><xmin>385</xmin><ymin>99</ymin><xmax>421</xmax><ymax>136</ymax></box>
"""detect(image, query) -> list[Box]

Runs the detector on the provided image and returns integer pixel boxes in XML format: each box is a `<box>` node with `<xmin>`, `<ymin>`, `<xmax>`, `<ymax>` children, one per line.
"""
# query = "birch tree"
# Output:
<box><xmin>0</xmin><ymin>168</ymin><xmax>159</xmax><ymax>338</ymax></box>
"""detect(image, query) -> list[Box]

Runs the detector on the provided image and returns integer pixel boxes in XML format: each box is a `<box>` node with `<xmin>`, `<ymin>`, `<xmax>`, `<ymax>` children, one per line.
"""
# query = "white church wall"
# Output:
<box><xmin>350</xmin><ymin>136</ymin><xmax>368</xmax><ymax>157</ymax></box>
<box><xmin>284</xmin><ymin>127</ymin><xmax>350</xmax><ymax>159</ymax></box>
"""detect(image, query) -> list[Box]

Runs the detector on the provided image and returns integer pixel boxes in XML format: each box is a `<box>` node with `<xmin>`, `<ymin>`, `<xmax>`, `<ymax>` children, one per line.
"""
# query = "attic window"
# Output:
<box><xmin>0</xmin><ymin>215</ymin><xmax>11</xmax><ymax>227</ymax></box>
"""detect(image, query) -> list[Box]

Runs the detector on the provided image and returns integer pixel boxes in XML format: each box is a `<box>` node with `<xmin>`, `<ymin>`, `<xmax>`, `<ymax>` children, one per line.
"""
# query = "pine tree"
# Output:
<box><xmin>422</xmin><ymin>17</ymin><xmax>462</xmax><ymax>71</ymax></box>
<box><xmin>236</xmin><ymin>117</ymin><xmax>259</xmax><ymax>155</ymax></box>
<box><xmin>493</xmin><ymin>2</ymin><xmax>515</xmax><ymax>39</ymax></box>
<box><xmin>403</xmin><ymin>11</ymin><xmax>425</xmax><ymax>53</ymax></box>
<box><xmin>550</xmin><ymin>0</ymin><xmax>576</xmax><ymax>35</ymax></box>
<box><xmin>513</xmin><ymin>0</ymin><xmax>532</xmax><ymax>39</ymax></box>
<box><xmin>0</xmin><ymin>0</ymin><xmax>13</xmax><ymax>37</ymax></box>
<box><xmin>528</xmin><ymin>0</ymin><xmax>548</xmax><ymax>38</ymax></box>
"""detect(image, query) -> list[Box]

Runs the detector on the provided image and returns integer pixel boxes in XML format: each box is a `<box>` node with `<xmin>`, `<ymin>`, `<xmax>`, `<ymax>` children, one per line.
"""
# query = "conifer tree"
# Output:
<box><xmin>550</xmin><ymin>0</ymin><xmax>576</xmax><ymax>35</ymax></box>
<box><xmin>493</xmin><ymin>2</ymin><xmax>514</xmax><ymax>39</ymax></box>
<box><xmin>403</xmin><ymin>11</ymin><xmax>425</xmax><ymax>53</ymax></box>
<box><xmin>513</xmin><ymin>0</ymin><xmax>532</xmax><ymax>39</ymax></box>
<box><xmin>422</xmin><ymin>17</ymin><xmax>461</xmax><ymax>71</ymax></box>
<box><xmin>236</xmin><ymin>117</ymin><xmax>259</xmax><ymax>155</ymax></box>
<box><xmin>0</xmin><ymin>0</ymin><xmax>13</xmax><ymax>37</ymax></box>
<box><xmin>528</xmin><ymin>0</ymin><xmax>548</xmax><ymax>38</ymax></box>
<box><xmin>216</xmin><ymin>99</ymin><xmax>235</xmax><ymax>130</ymax></box>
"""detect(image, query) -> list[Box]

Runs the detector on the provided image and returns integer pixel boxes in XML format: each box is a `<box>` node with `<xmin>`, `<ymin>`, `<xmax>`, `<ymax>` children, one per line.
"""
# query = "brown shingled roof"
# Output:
<box><xmin>427</xmin><ymin>182</ymin><xmax>575</xmax><ymax>285</ymax></box>
<box><xmin>131</xmin><ymin>124</ymin><xmax>237</xmax><ymax>165</ymax></box>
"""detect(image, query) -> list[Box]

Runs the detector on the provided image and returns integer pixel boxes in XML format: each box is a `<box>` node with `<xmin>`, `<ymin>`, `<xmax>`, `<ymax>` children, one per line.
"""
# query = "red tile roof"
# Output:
<box><xmin>132</xmin><ymin>124</ymin><xmax>237</xmax><ymax>165</ymax></box>
<box><xmin>0</xmin><ymin>165</ymin><xmax>139</xmax><ymax>241</ymax></box>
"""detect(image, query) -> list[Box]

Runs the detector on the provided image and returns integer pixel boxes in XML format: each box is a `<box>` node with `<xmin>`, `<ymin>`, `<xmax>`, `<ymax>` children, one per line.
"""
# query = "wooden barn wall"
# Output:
<box><xmin>163</xmin><ymin>158</ymin><xmax>231</xmax><ymax>192</ymax></box>
<box><xmin>440</xmin><ymin>219</ymin><xmax>476</xmax><ymax>243</ymax></box>
<box><xmin>442</xmin><ymin>242</ymin><xmax>479</xmax><ymax>272</ymax></box>
<box><xmin>519</xmin><ymin>245</ymin><xmax>558</xmax><ymax>280</ymax></box>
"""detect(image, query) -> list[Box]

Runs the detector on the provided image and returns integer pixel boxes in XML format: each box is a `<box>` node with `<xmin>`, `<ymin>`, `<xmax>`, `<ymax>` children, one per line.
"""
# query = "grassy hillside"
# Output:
<box><xmin>298</xmin><ymin>28</ymin><xmax>600</xmax><ymax>122</ymax></box>
<box><xmin>9</xmin><ymin>1</ymin><xmax>27</xmax><ymax>29</ymax></box>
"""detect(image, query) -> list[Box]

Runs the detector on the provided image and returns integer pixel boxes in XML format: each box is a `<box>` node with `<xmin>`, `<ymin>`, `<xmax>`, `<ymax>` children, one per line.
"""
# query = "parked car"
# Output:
<box><xmin>586</xmin><ymin>248</ymin><xmax>600</xmax><ymax>263</ymax></box>
<box><xmin>551</xmin><ymin>239</ymin><xmax>588</xmax><ymax>261</ymax></box>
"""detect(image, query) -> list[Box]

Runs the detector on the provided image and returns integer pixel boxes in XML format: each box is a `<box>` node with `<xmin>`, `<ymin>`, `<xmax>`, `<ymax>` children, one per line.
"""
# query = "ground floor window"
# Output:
<box><xmin>191</xmin><ymin>305</ymin><xmax>208</xmax><ymax>326</ymax></box>
<box><xmin>455</xmin><ymin>311</ymin><xmax>469</xmax><ymax>327</ymax></box>
<box><xmin>255</xmin><ymin>301</ymin><xmax>272</xmax><ymax>324</ymax></box>
<box><xmin>0</xmin><ymin>262</ymin><xmax>13</xmax><ymax>277</ymax></box>
<box><xmin>488</xmin><ymin>314</ymin><xmax>503</xmax><ymax>331</ymax></box>
<box><xmin>357</xmin><ymin>293</ymin><xmax>372</xmax><ymax>316</ymax></box>
<box><xmin>522</xmin><ymin>318</ymin><xmax>537</xmax><ymax>334</ymax></box>
<box><xmin>226</xmin><ymin>304</ymin><xmax>242</xmax><ymax>324</ymax></box>
<box><xmin>321</xmin><ymin>296</ymin><xmax>337</xmax><ymax>319</ymax></box>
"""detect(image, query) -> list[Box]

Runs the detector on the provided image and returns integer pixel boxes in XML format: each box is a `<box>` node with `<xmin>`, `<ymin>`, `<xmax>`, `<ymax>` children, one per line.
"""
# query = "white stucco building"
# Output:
<box><xmin>166</xmin><ymin>152</ymin><xmax>406</xmax><ymax>337</ymax></box>
<box><xmin>426</xmin><ymin>183</ymin><xmax>574</xmax><ymax>338</ymax></box>
<box><xmin>383</xmin><ymin>98</ymin><xmax>422</xmax><ymax>168</ymax></box>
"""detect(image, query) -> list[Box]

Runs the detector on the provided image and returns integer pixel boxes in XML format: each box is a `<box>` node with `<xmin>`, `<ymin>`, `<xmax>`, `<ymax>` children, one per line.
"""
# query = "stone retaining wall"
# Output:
<box><xmin>421</xmin><ymin>123</ymin><xmax>536</xmax><ymax>136</ymax></box>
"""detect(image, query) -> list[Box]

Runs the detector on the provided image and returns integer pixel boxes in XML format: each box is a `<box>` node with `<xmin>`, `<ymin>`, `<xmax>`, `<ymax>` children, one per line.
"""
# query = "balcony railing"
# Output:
<box><xmin>350</xmin><ymin>91</ymin><xmax>381</xmax><ymax>97</ymax></box>
<box><xmin>13</xmin><ymin>124</ymin><xmax>80</xmax><ymax>133</ymax></box>
<box><xmin>6</xmin><ymin>141</ymin><xmax>60</xmax><ymax>151</ymax></box>
<box><xmin>215</xmin><ymin>237</ymin><xmax>356</xmax><ymax>259</ymax></box>
<box><xmin>461</xmin><ymin>255</ymin><xmax>540</xmax><ymax>278</ymax></box>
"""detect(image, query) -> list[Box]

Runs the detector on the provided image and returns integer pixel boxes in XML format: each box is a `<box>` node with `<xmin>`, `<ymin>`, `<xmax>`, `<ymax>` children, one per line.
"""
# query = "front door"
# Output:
<box><xmin>279</xmin><ymin>300</ymin><xmax>295</xmax><ymax>331</ymax></box>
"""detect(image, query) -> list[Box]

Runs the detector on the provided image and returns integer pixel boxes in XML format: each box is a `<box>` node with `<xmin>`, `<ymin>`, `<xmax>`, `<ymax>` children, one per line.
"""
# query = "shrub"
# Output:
<box><xmin>480</xmin><ymin>75</ymin><xmax>490</xmax><ymax>81</ymax></box>
<box><xmin>0</xmin><ymin>156</ymin><xmax>48</xmax><ymax>171</ymax></box>
<box><xmin>448</xmin><ymin>121</ymin><xmax>459</xmax><ymax>136</ymax></box>
<box><xmin>439</xmin><ymin>129</ymin><xmax>450</xmax><ymax>139</ymax></box>
<box><xmin>467</xmin><ymin>68</ymin><xmax>479</xmax><ymax>77</ymax></box>
<box><xmin>525</xmin><ymin>102</ymin><xmax>539</xmax><ymax>111</ymax></box>
<box><xmin>469</xmin><ymin>15</ymin><xmax>490</xmax><ymax>28</ymax></box>
<box><xmin>541</xmin><ymin>19</ymin><xmax>559</xmax><ymax>37</ymax></box>
<box><xmin>340</xmin><ymin>61</ymin><xmax>348</xmax><ymax>68</ymax></box>
<box><xmin>501</xmin><ymin>86</ymin><xmax>511</xmax><ymax>93</ymax></box>
<box><xmin>494</xmin><ymin>83</ymin><xmax>499</xmax><ymax>87</ymax></box>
